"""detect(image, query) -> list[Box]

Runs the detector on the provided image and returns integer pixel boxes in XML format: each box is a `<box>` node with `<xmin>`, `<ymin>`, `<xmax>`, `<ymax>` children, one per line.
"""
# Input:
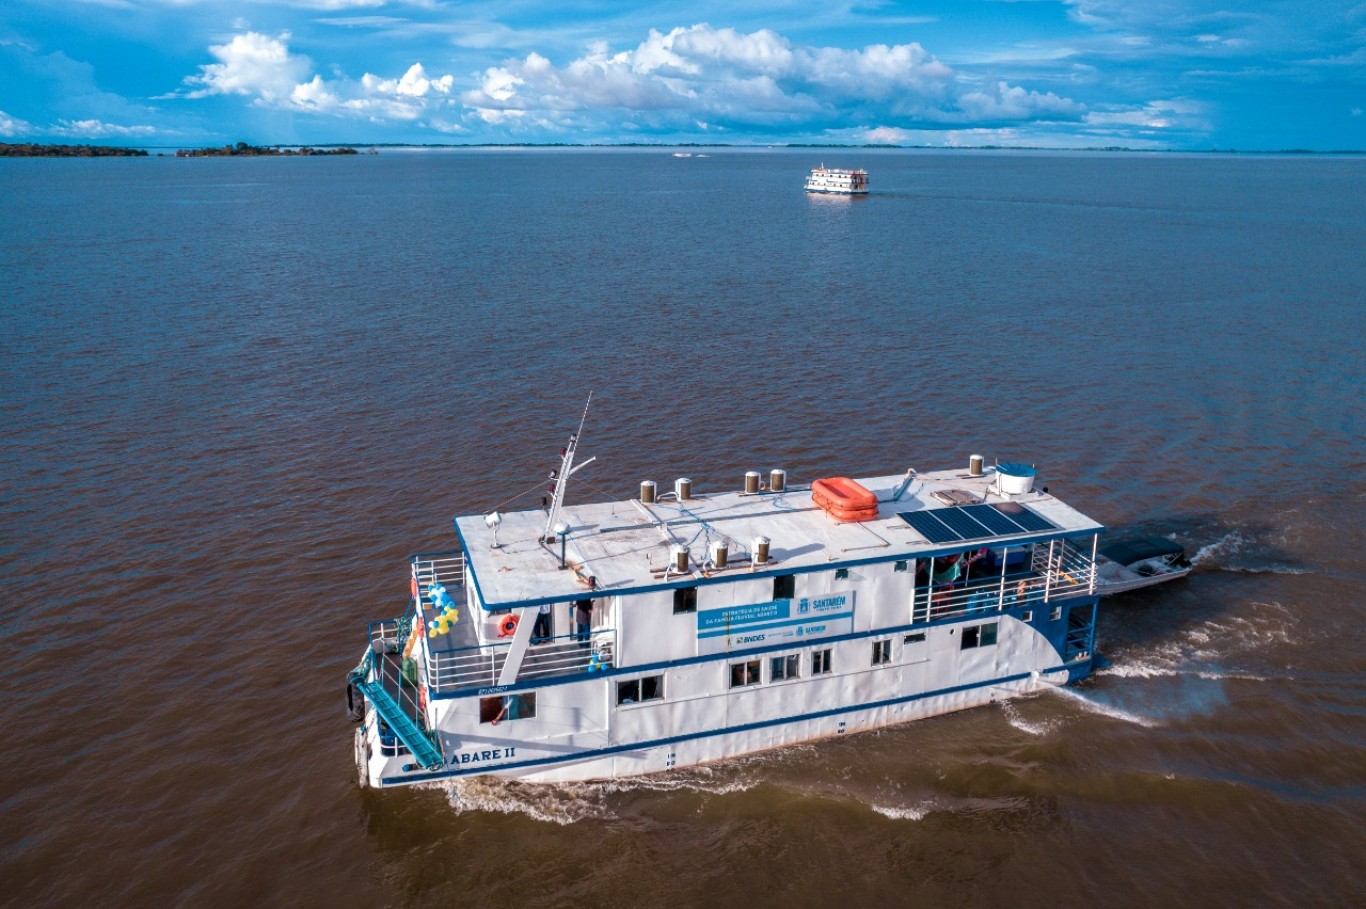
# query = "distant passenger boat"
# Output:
<box><xmin>346</xmin><ymin>411</ymin><xmax>1113</xmax><ymax>788</ymax></box>
<box><xmin>805</xmin><ymin>165</ymin><xmax>869</xmax><ymax>194</ymax></box>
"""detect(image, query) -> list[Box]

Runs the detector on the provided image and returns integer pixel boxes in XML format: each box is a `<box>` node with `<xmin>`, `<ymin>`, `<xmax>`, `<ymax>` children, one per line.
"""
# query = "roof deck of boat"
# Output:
<box><xmin>453</xmin><ymin>466</ymin><xmax>1104</xmax><ymax>610</ymax></box>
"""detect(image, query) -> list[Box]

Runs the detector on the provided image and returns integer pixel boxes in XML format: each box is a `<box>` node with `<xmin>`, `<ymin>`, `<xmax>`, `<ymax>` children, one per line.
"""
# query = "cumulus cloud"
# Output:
<box><xmin>176</xmin><ymin>23</ymin><xmax>1091</xmax><ymax>139</ymax></box>
<box><xmin>0</xmin><ymin>110</ymin><xmax>32</xmax><ymax>137</ymax></box>
<box><xmin>460</xmin><ymin>23</ymin><xmax>1070</xmax><ymax>134</ymax></box>
<box><xmin>180</xmin><ymin>32</ymin><xmax>456</xmax><ymax>122</ymax></box>
<box><xmin>184</xmin><ymin>32</ymin><xmax>312</xmax><ymax>101</ymax></box>
<box><xmin>957</xmin><ymin>81</ymin><xmax>1085</xmax><ymax>120</ymax></box>
<box><xmin>50</xmin><ymin>119</ymin><xmax>158</xmax><ymax>137</ymax></box>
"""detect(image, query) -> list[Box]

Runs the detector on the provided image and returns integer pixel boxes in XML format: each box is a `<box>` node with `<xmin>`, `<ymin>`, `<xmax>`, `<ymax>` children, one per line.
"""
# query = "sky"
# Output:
<box><xmin>1</xmin><ymin>1</ymin><xmax>1363</xmax><ymax>150</ymax></box>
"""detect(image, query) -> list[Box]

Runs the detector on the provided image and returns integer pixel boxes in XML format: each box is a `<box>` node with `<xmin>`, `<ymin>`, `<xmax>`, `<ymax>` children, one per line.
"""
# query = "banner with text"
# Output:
<box><xmin>695</xmin><ymin>592</ymin><xmax>855</xmax><ymax>655</ymax></box>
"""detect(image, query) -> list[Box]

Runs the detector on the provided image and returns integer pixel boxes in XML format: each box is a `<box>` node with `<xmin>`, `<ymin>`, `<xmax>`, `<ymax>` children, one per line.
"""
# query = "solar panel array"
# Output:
<box><xmin>897</xmin><ymin>502</ymin><xmax>1058</xmax><ymax>544</ymax></box>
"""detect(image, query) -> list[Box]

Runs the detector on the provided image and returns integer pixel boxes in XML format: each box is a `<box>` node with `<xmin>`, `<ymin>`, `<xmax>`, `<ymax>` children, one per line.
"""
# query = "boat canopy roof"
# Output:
<box><xmin>453</xmin><ymin>465</ymin><xmax>1105</xmax><ymax>610</ymax></box>
<box><xmin>1098</xmin><ymin>537</ymin><xmax>1185</xmax><ymax>567</ymax></box>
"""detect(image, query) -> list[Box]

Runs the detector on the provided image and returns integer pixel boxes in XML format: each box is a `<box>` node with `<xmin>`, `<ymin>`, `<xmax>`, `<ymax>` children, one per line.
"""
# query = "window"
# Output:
<box><xmin>834</xmin><ymin>568</ymin><xmax>849</xmax><ymax>580</ymax></box>
<box><xmin>894</xmin><ymin>560</ymin><xmax>908</xmax><ymax>573</ymax></box>
<box><xmin>904</xmin><ymin>632</ymin><xmax>925</xmax><ymax>644</ymax></box>
<box><xmin>730</xmin><ymin>659</ymin><xmax>761</xmax><ymax>688</ymax></box>
<box><xmin>674</xmin><ymin>586</ymin><xmax>697</xmax><ymax>614</ymax></box>
<box><xmin>770</xmin><ymin>654</ymin><xmax>800</xmax><ymax>681</ymax></box>
<box><xmin>811</xmin><ymin>648</ymin><xmax>832</xmax><ymax>675</ymax></box>
<box><xmin>617</xmin><ymin>675</ymin><xmax>664</xmax><ymax>705</ymax></box>
<box><xmin>961</xmin><ymin>622</ymin><xmax>999</xmax><ymax>650</ymax></box>
<box><xmin>1021</xmin><ymin>611</ymin><xmax>1033</xmax><ymax>622</ymax></box>
<box><xmin>872</xmin><ymin>639</ymin><xmax>892</xmax><ymax>665</ymax></box>
<box><xmin>773</xmin><ymin>574</ymin><xmax>796</xmax><ymax>600</ymax></box>
<box><xmin>480</xmin><ymin>693</ymin><xmax>536</xmax><ymax>724</ymax></box>
<box><xmin>1050</xmin><ymin>606</ymin><xmax>1062</xmax><ymax>621</ymax></box>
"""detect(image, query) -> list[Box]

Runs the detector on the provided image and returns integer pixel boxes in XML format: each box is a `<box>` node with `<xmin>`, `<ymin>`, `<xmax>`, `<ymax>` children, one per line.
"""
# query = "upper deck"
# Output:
<box><xmin>454</xmin><ymin>465</ymin><xmax>1104</xmax><ymax>610</ymax></box>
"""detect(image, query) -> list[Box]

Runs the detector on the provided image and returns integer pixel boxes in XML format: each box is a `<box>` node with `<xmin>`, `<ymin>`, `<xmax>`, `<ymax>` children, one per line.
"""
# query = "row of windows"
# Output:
<box><xmin>483</xmin><ymin>625</ymin><xmax>1002</xmax><ymax>723</ymax></box>
<box><xmin>729</xmin><ymin>647</ymin><xmax>834</xmax><ymax>687</ymax></box>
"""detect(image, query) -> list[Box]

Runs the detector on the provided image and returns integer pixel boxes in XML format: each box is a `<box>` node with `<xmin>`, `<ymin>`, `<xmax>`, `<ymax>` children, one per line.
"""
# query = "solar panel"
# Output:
<box><xmin>897</xmin><ymin>509</ymin><xmax>963</xmax><ymax>543</ymax></box>
<box><xmin>935</xmin><ymin>506</ymin><xmax>996</xmax><ymax>539</ymax></box>
<box><xmin>959</xmin><ymin>503</ymin><xmax>1023</xmax><ymax>535</ymax></box>
<box><xmin>992</xmin><ymin>502</ymin><xmax>1056</xmax><ymax>532</ymax></box>
<box><xmin>898</xmin><ymin>502</ymin><xmax>1058</xmax><ymax>543</ymax></box>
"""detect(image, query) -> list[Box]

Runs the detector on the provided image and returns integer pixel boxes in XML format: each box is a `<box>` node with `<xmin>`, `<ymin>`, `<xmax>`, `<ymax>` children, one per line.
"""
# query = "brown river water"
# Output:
<box><xmin>1</xmin><ymin>149</ymin><xmax>1363</xmax><ymax>907</ymax></box>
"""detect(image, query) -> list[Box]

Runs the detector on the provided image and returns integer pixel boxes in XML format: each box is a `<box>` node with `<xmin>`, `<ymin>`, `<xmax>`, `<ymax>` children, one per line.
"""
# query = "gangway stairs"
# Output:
<box><xmin>355</xmin><ymin>678</ymin><xmax>445</xmax><ymax>769</ymax></box>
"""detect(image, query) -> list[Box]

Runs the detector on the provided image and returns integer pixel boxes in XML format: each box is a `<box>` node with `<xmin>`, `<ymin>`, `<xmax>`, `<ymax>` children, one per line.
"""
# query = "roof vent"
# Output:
<box><xmin>640</xmin><ymin>480</ymin><xmax>656</xmax><ymax>504</ymax></box>
<box><xmin>744</xmin><ymin>471</ymin><xmax>760</xmax><ymax>494</ymax></box>
<box><xmin>969</xmin><ymin>454</ymin><xmax>984</xmax><ymax>477</ymax></box>
<box><xmin>672</xmin><ymin>545</ymin><xmax>690</xmax><ymax>573</ymax></box>
<box><xmin>752</xmin><ymin>536</ymin><xmax>771</xmax><ymax>565</ymax></box>
<box><xmin>675</xmin><ymin>477</ymin><xmax>692</xmax><ymax>501</ymax></box>
<box><xmin>710</xmin><ymin>540</ymin><xmax>729</xmax><ymax>569</ymax></box>
<box><xmin>769</xmin><ymin>469</ymin><xmax>786</xmax><ymax>493</ymax></box>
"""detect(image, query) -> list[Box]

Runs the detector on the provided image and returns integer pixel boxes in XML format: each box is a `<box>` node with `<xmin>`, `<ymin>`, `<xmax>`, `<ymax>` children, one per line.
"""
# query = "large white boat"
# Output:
<box><xmin>804</xmin><ymin>165</ymin><xmax>868</xmax><ymax>194</ymax></box>
<box><xmin>347</xmin><ymin>431</ymin><xmax>1107</xmax><ymax>788</ymax></box>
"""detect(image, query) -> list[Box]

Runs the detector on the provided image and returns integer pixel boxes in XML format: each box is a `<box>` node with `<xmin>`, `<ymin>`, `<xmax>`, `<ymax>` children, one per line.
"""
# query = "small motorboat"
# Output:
<box><xmin>1094</xmin><ymin>537</ymin><xmax>1191</xmax><ymax>595</ymax></box>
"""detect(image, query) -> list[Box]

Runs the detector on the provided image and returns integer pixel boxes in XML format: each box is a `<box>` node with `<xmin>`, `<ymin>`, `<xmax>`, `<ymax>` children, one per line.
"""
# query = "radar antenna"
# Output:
<box><xmin>541</xmin><ymin>393</ymin><xmax>596</xmax><ymax>544</ymax></box>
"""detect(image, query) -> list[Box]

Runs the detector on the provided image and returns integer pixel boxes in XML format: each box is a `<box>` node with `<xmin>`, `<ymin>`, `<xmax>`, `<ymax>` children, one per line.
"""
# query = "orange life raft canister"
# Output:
<box><xmin>811</xmin><ymin>477</ymin><xmax>879</xmax><ymax>523</ymax></box>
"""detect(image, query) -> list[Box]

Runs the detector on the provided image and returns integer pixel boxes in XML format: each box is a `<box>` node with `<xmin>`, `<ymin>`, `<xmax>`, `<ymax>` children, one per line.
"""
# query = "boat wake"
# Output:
<box><xmin>870</xmin><ymin>802</ymin><xmax>931</xmax><ymax>821</ymax></box>
<box><xmin>435</xmin><ymin>750</ymin><xmax>793</xmax><ymax>823</ymax></box>
<box><xmin>1043</xmin><ymin>683</ymin><xmax>1163</xmax><ymax>728</ymax></box>
<box><xmin>1190</xmin><ymin>529</ymin><xmax>1310</xmax><ymax>574</ymax></box>
<box><xmin>998</xmin><ymin>698</ymin><xmax>1063</xmax><ymax>736</ymax></box>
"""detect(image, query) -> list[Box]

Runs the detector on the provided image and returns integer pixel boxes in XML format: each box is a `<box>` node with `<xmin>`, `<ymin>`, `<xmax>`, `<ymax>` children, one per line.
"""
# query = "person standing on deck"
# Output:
<box><xmin>533</xmin><ymin>603</ymin><xmax>552</xmax><ymax>642</ymax></box>
<box><xmin>574</xmin><ymin>577</ymin><xmax>596</xmax><ymax>644</ymax></box>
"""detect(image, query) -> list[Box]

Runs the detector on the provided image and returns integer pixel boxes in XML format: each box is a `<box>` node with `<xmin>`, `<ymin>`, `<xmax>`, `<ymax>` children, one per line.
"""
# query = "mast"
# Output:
<box><xmin>541</xmin><ymin>393</ymin><xmax>594</xmax><ymax>543</ymax></box>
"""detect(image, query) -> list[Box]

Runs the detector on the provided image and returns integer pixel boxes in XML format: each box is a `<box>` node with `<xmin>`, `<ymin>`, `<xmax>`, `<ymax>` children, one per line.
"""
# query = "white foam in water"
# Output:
<box><xmin>999</xmin><ymin>699</ymin><xmax>1061</xmax><ymax>736</ymax></box>
<box><xmin>1191</xmin><ymin>530</ymin><xmax>1247</xmax><ymax>566</ymax></box>
<box><xmin>1044</xmin><ymin>683</ymin><xmax>1162</xmax><ymax>728</ymax></box>
<box><xmin>440</xmin><ymin>777</ymin><xmax>618</xmax><ymax>825</ymax></box>
<box><xmin>435</xmin><ymin>756</ymin><xmax>772</xmax><ymax>823</ymax></box>
<box><xmin>871</xmin><ymin>802</ymin><xmax>930</xmax><ymax>821</ymax></box>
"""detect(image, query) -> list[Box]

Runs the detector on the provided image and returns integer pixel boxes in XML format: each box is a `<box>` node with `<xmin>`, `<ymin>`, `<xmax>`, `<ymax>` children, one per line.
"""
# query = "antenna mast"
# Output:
<box><xmin>541</xmin><ymin>393</ymin><xmax>595</xmax><ymax>543</ymax></box>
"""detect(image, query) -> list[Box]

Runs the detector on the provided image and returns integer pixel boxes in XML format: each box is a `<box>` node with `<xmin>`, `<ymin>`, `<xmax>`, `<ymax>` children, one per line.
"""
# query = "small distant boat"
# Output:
<box><xmin>673</xmin><ymin>152</ymin><xmax>692</xmax><ymax>158</ymax></box>
<box><xmin>1093</xmin><ymin>537</ymin><xmax>1191</xmax><ymax>595</ymax></box>
<box><xmin>804</xmin><ymin>164</ymin><xmax>868</xmax><ymax>194</ymax></box>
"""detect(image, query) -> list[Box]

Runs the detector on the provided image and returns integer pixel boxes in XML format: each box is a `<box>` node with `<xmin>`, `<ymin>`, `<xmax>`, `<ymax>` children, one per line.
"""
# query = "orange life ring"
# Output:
<box><xmin>418</xmin><ymin>685</ymin><xmax>429</xmax><ymax>713</ymax></box>
<box><xmin>498</xmin><ymin>614</ymin><xmax>519</xmax><ymax>637</ymax></box>
<box><xmin>411</xmin><ymin>576</ymin><xmax>419</xmax><ymax>601</ymax></box>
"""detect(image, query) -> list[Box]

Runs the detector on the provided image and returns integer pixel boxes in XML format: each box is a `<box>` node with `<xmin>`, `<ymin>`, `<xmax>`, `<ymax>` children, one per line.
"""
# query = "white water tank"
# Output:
<box><xmin>996</xmin><ymin>463</ymin><xmax>1037</xmax><ymax>495</ymax></box>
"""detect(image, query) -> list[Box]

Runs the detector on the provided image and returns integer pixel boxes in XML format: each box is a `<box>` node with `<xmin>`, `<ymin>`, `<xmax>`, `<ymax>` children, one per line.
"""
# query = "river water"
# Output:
<box><xmin>2</xmin><ymin>149</ymin><xmax>1363</xmax><ymax>906</ymax></box>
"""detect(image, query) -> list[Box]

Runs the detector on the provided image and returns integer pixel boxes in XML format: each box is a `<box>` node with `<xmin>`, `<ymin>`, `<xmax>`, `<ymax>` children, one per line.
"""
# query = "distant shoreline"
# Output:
<box><xmin>4</xmin><ymin>140</ymin><xmax>1362</xmax><ymax>158</ymax></box>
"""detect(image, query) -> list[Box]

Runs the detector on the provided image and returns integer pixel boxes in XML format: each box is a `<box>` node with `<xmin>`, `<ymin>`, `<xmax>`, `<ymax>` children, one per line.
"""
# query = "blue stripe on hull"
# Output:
<box><xmin>379</xmin><ymin>659</ymin><xmax>1089</xmax><ymax>786</ymax></box>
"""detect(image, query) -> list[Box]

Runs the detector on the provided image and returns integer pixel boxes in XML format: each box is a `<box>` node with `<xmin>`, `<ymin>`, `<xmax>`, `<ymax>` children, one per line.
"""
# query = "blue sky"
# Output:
<box><xmin>1</xmin><ymin>1</ymin><xmax>1363</xmax><ymax>149</ymax></box>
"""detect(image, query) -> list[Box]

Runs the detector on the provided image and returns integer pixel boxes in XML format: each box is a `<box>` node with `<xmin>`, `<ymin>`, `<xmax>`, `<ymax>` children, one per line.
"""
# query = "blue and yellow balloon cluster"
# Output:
<box><xmin>427</xmin><ymin>582</ymin><xmax>460</xmax><ymax>637</ymax></box>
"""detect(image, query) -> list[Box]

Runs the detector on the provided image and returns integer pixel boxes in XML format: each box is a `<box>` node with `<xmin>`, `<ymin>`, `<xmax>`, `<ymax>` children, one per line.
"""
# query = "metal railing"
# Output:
<box><xmin>423</xmin><ymin>629</ymin><xmax>617</xmax><ymax>693</ymax></box>
<box><xmin>412</xmin><ymin>550</ymin><xmax>466</xmax><ymax>597</ymax></box>
<box><xmin>913</xmin><ymin>538</ymin><xmax>1098</xmax><ymax>623</ymax></box>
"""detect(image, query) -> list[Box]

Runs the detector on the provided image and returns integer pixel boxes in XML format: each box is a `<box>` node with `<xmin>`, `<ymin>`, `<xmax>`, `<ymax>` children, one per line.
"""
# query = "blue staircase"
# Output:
<box><xmin>355</xmin><ymin>679</ymin><xmax>445</xmax><ymax>770</ymax></box>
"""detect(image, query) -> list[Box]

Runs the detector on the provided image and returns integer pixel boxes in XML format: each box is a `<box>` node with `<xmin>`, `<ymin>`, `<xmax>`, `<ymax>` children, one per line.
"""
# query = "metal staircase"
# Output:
<box><xmin>354</xmin><ymin>677</ymin><xmax>444</xmax><ymax>769</ymax></box>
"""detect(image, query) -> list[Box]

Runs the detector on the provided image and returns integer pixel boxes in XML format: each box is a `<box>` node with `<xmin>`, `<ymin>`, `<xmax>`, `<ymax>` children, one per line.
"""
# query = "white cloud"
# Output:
<box><xmin>180</xmin><ymin>32</ymin><xmax>457</xmax><ymax>122</ymax></box>
<box><xmin>957</xmin><ymin>81</ymin><xmax>1086</xmax><ymax>120</ymax></box>
<box><xmin>176</xmin><ymin>23</ymin><xmax>1091</xmax><ymax>139</ymax></box>
<box><xmin>50</xmin><ymin>119</ymin><xmax>158</xmax><ymax>137</ymax></box>
<box><xmin>184</xmin><ymin>32</ymin><xmax>312</xmax><ymax>101</ymax></box>
<box><xmin>0</xmin><ymin>110</ymin><xmax>32</xmax><ymax>137</ymax></box>
<box><xmin>461</xmin><ymin>23</ymin><xmax>1006</xmax><ymax>132</ymax></box>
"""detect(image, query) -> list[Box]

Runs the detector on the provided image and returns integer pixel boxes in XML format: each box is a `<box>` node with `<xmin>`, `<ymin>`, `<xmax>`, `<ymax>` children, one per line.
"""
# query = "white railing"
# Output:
<box><xmin>423</xmin><ymin>629</ymin><xmax>617</xmax><ymax>693</ymax></box>
<box><xmin>412</xmin><ymin>550</ymin><xmax>465</xmax><ymax>595</ymax></box>
<box><xmin>915</xmin><ymin>538</ymin><xmax>1098</xmax><ymax>622</ymax></box>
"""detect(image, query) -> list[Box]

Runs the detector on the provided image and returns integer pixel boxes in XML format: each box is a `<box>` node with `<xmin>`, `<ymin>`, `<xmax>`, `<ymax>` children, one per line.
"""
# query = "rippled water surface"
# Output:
<box><xmin>2</xmin><ymin>149</ymin><xmax>1364</xmax><ymax>907</ymax></box>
